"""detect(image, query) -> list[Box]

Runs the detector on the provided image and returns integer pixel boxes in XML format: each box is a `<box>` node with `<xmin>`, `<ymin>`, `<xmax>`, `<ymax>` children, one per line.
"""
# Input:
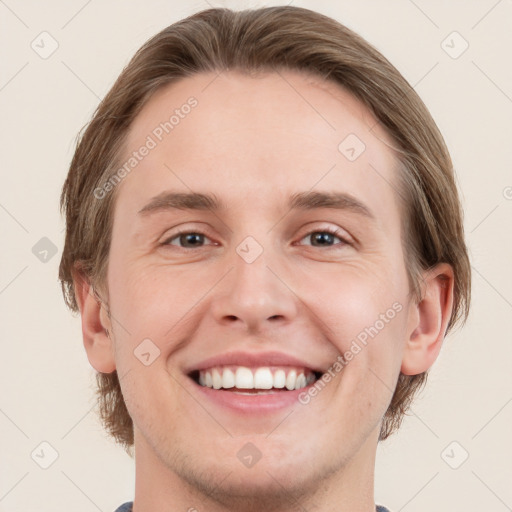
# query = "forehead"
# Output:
<box><xmin>114</xmin><ymin>69</ymin><xmax>402</xmax><ymax>227</ymax></box>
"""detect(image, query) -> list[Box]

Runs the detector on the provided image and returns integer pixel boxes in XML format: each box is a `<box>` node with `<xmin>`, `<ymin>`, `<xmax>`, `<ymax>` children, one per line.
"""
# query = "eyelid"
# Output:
<box><xmin>161</xmin><ymin>223</ymin><xmax>354</xmax><ymax>250</ymax></box>
<box><xmin>297</xmin><ymin>220</ymin><xmax>353</xmax><ymax>240</ymax></box>
<box><xmin>296</xmin><ymin>225</ymin><xmax>353</xmax><ymax>247</ymax></box>
<box><xmin>160</xmin><ymin>226</ymin><xmax>215</xmax><ymax>247</ymax></box>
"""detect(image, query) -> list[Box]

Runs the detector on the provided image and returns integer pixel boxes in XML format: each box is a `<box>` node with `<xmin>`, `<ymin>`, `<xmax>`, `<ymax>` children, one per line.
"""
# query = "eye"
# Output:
<box><xmin>297</xmin><ymin>227</ymin><xmax>350</xmax><ymax>248</ymax></box>
<box><xmin>161</xmin><ymin>226</ymin><xmax>351</xmax><ymax>251</ymax></box>
<box><xmin>161</xmin><ymin>229</ymin><xmax>214</xmax><ymax>249</ymax></box>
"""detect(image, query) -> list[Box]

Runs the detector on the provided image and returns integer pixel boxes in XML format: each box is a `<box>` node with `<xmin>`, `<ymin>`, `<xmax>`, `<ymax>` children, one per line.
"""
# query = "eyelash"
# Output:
<box><xmin>161</xmin><ymin>226</ymin><xmax>351</xmax><ymax>250</ymax></box>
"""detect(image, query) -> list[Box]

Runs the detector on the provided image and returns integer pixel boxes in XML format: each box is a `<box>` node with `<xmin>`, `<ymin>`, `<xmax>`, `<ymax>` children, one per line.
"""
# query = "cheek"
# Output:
<box><xmin>299</xmin><ymin>260</ymin><xmax>409</xmax><ymax>396</ymax></box>
<box><xmin>108</xmin><ymin>256</ymin><xmax>187</xmax><ymax>329</ymax></box>
<box><xmin>304</xmin><ymin>262</ymin><xmax>404</xmax><ymax>341</ymax></box>
<box><xmin>107</xmin><ymin>258</ymin><xmax>219</xmax><ymax>373</ymax></box>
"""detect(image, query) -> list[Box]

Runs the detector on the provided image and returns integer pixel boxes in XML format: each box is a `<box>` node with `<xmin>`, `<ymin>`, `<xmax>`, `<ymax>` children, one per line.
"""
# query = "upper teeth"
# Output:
<box><xmin>198</xmin><ymin>366</ymin><xmax>316</xmax><ymax>391</ymax></box>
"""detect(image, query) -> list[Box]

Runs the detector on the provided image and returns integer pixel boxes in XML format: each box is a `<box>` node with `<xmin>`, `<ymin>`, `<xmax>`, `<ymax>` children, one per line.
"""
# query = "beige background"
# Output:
<box><xmin>1</xmin><ymin>0</ymin><xmax>511</xmax><ymax>510</ymax></box>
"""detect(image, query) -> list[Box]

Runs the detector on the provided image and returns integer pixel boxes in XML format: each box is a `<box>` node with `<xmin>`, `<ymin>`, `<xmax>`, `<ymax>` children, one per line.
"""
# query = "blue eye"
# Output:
<box><xmin>298</xmin><ymin>228</ymin><xmax>349</xmax><ymax>248</ymax></box>
<box><xmin>161</xmin><ymin>227</ymin><xmax>350</xmax><ymax>250</ymax></box>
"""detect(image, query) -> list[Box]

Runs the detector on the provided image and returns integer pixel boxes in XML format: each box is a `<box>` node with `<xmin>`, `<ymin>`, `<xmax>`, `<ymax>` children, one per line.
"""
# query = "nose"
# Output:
<box><xmin>210</xmin><ymin>247</ymin><xmax>298</xmax><ymax>334</ymax></box>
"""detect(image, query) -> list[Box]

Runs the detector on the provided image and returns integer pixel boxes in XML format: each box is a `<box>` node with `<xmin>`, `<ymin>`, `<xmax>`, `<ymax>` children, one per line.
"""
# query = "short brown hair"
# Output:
<box><xmin>59</xmin><ymin>6</ymin><xmax>471</xmax><ymax>454</ymax></box>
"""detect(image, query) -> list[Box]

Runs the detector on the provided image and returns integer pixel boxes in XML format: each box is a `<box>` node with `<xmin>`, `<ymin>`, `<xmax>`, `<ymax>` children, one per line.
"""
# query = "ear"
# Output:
<box><xmin>401</xmin><ymin>262</ymin><xmax>455</xmax><ymax>375</ymax></box>
<box><xmin>72</xmin><ymin>266</ymin><xmax>116</xmax><ymax>373</ymax></box>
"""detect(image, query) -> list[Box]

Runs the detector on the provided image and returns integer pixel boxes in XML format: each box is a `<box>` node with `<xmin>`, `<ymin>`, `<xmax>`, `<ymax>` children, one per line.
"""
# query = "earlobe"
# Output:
<box><xmin>401</xmin><ymin>263</ymin><xmax>455</xmax><ymax>376</ymax></box>
<box><xmin>72</xmin><ymin>267</ymin><xmax>116</xmax><ymax>374</ymax></box>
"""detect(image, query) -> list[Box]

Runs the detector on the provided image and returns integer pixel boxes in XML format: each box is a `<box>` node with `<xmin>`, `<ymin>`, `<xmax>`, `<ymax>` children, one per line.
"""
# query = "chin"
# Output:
<box><xmin>199</xmin><ymin>463</ymin><xmax>315</xmax><ymax>508</ymax></box>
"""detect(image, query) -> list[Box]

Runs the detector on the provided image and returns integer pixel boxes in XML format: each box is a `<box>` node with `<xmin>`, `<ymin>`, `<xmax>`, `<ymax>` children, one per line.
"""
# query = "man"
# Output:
<box><xmin>59</xmin><ymin>6</ymin><xmax>471</xmax><ymax>512</ymax></box>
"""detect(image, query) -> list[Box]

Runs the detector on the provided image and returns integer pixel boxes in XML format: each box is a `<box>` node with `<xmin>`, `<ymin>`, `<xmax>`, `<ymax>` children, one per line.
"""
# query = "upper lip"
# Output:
<box><xmin>185</xmin><ymin>350</ymin><xmax>326</xmax><ymax>374</ymax></box>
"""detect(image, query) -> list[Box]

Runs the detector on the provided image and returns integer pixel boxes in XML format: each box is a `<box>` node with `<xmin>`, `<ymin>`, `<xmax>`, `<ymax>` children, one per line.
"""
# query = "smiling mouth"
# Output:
<box><xmin>188</xmin><ymin>366</ymin><xmax>323</xmax><ymax>394</ymax></box>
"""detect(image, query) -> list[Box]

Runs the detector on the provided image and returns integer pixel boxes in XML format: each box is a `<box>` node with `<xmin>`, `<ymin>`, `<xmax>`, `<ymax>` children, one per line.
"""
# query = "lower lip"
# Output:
<box><xmin>190</xmin><ymin>379</ymin><xmax>314</xmax><ymax>413</ymax></box>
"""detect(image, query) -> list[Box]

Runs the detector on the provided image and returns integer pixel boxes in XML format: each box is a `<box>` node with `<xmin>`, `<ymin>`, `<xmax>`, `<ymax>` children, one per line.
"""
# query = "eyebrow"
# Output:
<box><xmin>137</xmin><ymin>190</ymin><xmax>376</xmax><ymax>221</ymax></box>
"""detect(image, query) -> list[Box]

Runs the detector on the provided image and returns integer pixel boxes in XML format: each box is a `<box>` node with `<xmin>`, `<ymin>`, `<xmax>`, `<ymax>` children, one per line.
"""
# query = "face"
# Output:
<box><xmin>97</xmin><ymin>70</ymin><xmax>419</xmax><ymax>504</ymax></box>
